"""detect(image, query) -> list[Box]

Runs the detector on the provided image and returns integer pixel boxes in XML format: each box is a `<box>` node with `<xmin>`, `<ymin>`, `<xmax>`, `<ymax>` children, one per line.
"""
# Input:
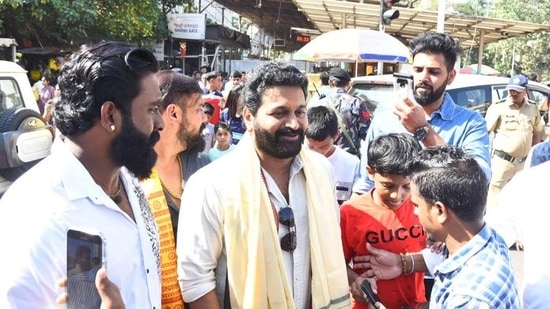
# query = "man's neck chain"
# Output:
<box><xmin>160</xmin><ymin>156</ymin><xmax>183</xmax><ymax>200</ymax></box>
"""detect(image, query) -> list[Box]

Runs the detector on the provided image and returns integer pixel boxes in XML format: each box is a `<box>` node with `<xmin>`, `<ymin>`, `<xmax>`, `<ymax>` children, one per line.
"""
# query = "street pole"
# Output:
<box><xmin>437</xmin><ymin>0</ymin><xmax>446</xmax><ymax>33</ymax></box>
<box><xmin>377</xmin><ymin>4</ymin><xmax>384</xmax><ymax>75</ymax></box>
<box><xmin>511</xmin><ymin>46</ymin><xmax>515</xmax><ymax>76</ymax></box>
<box><xmin>436</xmin><ymin>0</ymin><xmax>462</xmax><ymax>71</ymax></box>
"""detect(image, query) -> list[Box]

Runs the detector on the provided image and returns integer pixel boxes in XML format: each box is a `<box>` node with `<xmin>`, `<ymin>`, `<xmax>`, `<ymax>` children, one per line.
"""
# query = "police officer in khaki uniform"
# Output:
<box><xmin>485</xmin><ymin>74</ymin><xmax>543</xmax><ymax>213</ymax></box>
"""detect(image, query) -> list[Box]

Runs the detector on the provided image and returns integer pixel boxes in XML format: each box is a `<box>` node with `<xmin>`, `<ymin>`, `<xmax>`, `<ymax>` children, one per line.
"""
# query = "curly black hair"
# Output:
<box><xmin>54</xmin><ymin>41</ymin><xmax>158</xmax><ymax>136</ymax></box>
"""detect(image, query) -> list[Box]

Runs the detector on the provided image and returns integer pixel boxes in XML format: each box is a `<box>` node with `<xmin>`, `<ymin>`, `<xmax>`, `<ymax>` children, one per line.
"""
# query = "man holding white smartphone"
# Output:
<box><xmin>353</xmin><ymin>32</ymin><xmax>491</xmax><ymax>194</ymax></box>
<box><xmin>0</xmin><ymin>41</ymin><xmax>164</xmax><ymax>308</ymax></box>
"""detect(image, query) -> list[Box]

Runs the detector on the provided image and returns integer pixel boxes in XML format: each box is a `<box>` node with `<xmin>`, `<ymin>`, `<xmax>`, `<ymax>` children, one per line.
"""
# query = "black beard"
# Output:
<box><xmin>414</xmin><ymin>78</ymin><xmax>448</xmax><ymax>106</ymax></box>
<box><xmin>111</xmin><ymin>115</ymin><xmax>160</xmax><ymax>180</ymax></box>
<box><xmin>185</xmin><ymin>133</ymin><xmax>206</xmax><ymax>153</ymax></box>
<box><xmin>179</xmin><ymin>121</ymin><xmax>206</xmax><ymax>153</ymax></box>
<box><xmin>253</xmin><ymin>123</ymin><xmax>304</xmax><ymax>159</ymax></box>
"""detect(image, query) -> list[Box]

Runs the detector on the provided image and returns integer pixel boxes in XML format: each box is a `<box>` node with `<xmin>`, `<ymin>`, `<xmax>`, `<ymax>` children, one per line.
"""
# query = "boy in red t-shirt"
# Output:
<box><xmin>340</xmin><ymin>133</ymin><xmax>427</xmax><ymax>309</ymax></box>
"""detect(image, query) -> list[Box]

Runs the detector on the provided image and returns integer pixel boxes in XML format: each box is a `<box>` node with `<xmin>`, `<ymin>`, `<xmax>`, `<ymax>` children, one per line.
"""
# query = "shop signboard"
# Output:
<box><xmin>167</xmin><ymin>13</ymin><xmax>206</xmax><ymax>40</ymax></box>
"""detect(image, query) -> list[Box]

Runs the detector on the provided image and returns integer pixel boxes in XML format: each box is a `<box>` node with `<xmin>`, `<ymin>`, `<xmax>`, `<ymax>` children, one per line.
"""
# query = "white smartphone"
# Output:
<box><xmin>393</xmin><ymin>72</ymin><xmax>415</xmax><ymax>99</ymax></box>
<box><xmin>67</xmin><ymin>228</ymin><xmax>105</xmax><ymax>309</ymax></box>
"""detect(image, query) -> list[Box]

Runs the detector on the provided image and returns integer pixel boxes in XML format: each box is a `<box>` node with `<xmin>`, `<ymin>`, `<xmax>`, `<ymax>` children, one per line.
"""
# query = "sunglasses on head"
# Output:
<box><xmin>278</xmin><ymin>207</ymin><xmax>296</xmax><ymax>252</ymax></box>
<box><xmin>90</xmin><ymin>47</ymin><xmax>158</xmax><ymax>73</ymax></box>
<box><xmin>123</xmin><ymin>48</ymin><xmax>159</xmax><ymax>72</ymax></box>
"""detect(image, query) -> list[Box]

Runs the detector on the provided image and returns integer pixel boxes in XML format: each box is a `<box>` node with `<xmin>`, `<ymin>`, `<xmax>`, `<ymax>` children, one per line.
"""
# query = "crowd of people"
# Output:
<box><xmin>0</xmin><ymin>30</ymin><xmax>548</xmax><ymax>309</ymax></box>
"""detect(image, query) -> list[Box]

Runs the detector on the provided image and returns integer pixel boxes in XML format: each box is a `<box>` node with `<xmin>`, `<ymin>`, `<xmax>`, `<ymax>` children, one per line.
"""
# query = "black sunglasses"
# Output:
<box><xmin>123</xmin><ymin>48</ymin><xmax>159</xmax><ymax>72</ymax></box>
<box><xmin>278</xmin><ymin>207</ymin><xmax>296</xmax><ymax>252</ymax></box>
<box><xmin>91</xmin><ymin>47</ymin><xmax>158</xmax><ymax>73</ymax></box>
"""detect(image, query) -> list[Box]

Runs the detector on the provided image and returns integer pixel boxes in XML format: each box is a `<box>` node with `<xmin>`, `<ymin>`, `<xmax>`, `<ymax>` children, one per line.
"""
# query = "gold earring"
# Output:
<box><xmin>110</xmin><ymin>124</ymin><xmax>115</xmax><ymax>131</ymax></box>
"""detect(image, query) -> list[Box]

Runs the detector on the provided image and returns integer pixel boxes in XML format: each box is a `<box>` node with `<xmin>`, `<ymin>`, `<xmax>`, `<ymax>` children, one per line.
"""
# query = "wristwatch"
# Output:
<box><xmin>413</xmin><ymin>125</ymin><xmax>429</xmax><ymax>142</ymax></box>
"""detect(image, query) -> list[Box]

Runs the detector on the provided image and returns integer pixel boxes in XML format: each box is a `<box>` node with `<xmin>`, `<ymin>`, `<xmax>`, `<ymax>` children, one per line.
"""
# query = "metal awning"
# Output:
<box><xmin>293</xmin><ymin>0</ymin><xmax>550</xmax><ymax>49</ymax></box>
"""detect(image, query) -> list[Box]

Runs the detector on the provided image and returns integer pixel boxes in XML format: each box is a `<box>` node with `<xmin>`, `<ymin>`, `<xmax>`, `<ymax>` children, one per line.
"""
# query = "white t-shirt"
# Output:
<box><xmin>327</xmin><ymin>146</ymin><xmax>360</xmax><ymax>204</ymax></box>
<box><xmin>202</xmin><ymin>123</ymin><xmax>215</xmax><ymax>154</ymax></box>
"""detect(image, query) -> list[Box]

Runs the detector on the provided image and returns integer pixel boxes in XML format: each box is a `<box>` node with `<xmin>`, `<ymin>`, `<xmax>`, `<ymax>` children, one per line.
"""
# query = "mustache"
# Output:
<box><xmin>277</xmin><ymin>128</ymin><xmax>304</xmax><ymax>136</ymax></box>
<box><xmin>415</xmin><ymin>82</ymin><xmax>433</xmax><ymax>90</ymax></box>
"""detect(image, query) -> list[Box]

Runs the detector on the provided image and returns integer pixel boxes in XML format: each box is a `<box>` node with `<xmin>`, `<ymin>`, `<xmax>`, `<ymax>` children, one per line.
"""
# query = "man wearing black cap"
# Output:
<box><xmin>485</xmin><ymin>74</ymin><xmax>543</xmax><ymax>213</ymax></box>
<box><xmin>309</xmin><ymin>67</ymin><xmax>372</xmax><ymax>156</ymax></box>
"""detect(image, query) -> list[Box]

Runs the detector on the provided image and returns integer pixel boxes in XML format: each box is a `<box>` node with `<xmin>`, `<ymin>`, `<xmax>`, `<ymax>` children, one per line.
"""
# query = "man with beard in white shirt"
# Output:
<box><xmin>0</xmin><ymin>41</ymin><xmax>164</xmax><ymax>308</ymax></box>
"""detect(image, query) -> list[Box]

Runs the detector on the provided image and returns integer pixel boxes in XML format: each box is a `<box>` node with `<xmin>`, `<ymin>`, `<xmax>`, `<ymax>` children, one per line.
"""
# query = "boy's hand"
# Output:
<box><xmin>351</xmin><ymin>277</ymin><xmax>386</xmax><ymax>309</ymax></box>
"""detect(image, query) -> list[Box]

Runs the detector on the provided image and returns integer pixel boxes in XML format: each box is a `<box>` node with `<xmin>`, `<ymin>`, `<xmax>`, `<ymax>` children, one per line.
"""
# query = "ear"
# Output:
<box><xmin>99</xmin><ymin>101</ymin><xmax>119</xmax><ymax>132</ymax></box>
<box><xmin>447</xmin><ymin>69</ymin><xmax>457</xmax><ymax>86</ymax></box>
<box><xmin>434</xmin><ymin>201</ymin><xmax>449</xmax><ymax>225</ymax></box>
<box><xmin>334</xmin><ymin>130</ymin><xmax>342</xmax><ymax>141</ymax></box>
<box><xmin>366</xmin><ymin>165</ymin><xmax>375</xmax><ymax>177</ymax></box>
<box><xmin>164</xmin><ymin>103</ymin><xmax>179</xmax><ymax>121</ymax></box>
<box><xmin>243</xmin><ymin>107</ymin><xmax>254</xmax><ymax>132</ymax></box>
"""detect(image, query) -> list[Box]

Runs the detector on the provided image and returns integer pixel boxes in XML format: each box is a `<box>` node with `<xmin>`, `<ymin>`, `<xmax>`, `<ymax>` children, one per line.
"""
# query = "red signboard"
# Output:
<box><xmin>295</xmin><ymin>34</ymin><xmax>311</xmax><ymax>43</ymax></box>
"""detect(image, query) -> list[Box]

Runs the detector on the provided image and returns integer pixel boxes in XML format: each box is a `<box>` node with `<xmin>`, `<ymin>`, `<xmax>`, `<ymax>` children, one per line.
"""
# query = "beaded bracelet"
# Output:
<box><xmin>399</xmin><ymin>252</ymin><xmax>407</xmax><ymax>275</ymax></box>
<box><xmin>405</xmin><ymin>253</ymin><xmax>415</xmax><ymax>275</ymax></box>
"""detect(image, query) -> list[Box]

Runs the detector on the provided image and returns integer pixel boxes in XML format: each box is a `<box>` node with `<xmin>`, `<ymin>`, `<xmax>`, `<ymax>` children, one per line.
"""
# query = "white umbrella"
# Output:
<box><xmin>292</xmin><ymin>28</ymin><xmax>410</xmax><ymax>63</ymax></box>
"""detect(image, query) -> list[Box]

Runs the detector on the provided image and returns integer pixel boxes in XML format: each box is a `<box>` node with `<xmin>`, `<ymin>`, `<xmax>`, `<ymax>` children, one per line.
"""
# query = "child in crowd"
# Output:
<box><xmin>209</xmin><ymin>122</ymin><xmax>235</xmax><ymax>161</ymax></box>
<box><xmin>340</xmin><ymin>133</ymin><xmax>427</xmax><ymax>309</ymax></box>
<box><xmin>221</xmin><ymin>85</ymin><xmax>246</xmax><ymax>145</ymax></box>
<box><xmin>305</xmin><ymin>105</ymin><xmax>360</xmax><ymax>205</ymax></box>
<box><xmin>201</xmin><ymin>103</ymin><xmax>215</xmax><ymax>154</ymax></box>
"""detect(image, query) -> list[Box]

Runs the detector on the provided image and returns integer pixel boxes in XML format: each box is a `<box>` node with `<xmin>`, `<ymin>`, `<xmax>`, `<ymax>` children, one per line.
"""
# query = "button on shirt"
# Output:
<box><xmin>354</xmin><ymin>93</ymin><xmax>491</xmax><ymax>193</ymax></box>
<box><xmin>485</xmin><ymin>98</ymin><xmax>542</xmax><ymax>158</ymax></box>
<box><xmin>431</xmin><ymin>224</ymin><xmax>520</xmax><ymax>308</ymax></box>
<box><xmin>0</xmin><ymin>140</ymin><xmax>161</xmax><ymax>308</ymax></box>
<box><xmin>262</xmin><ymin>164</ymin><xmax>310</xmax><ymax>309</ymax></box>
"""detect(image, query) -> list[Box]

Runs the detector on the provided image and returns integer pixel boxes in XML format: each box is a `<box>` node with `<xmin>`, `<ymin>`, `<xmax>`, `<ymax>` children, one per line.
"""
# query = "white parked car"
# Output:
<box><xmin>0</xmin><ymin>60</ymin><xmax>54</xmax><ymax>196</ymax></box>
<box><xmin>349</xmin><ymin>73</ymin><xmax>550</xmax><ymax>117</ymax></box>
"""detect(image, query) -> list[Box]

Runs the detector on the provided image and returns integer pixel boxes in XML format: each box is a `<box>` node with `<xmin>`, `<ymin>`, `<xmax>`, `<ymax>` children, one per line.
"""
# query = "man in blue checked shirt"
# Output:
<box><xmin>353</xmin><ymin>146</ymin><xmax>520</xmax><ymax>308</ymax></box>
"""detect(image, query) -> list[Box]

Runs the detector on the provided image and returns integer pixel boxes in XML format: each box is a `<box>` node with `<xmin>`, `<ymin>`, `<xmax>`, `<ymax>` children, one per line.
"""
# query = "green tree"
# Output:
<box><xmin>454</xmin><ymin>0</ymin><xmax>550</xmax><ymax>80</ymax></box>
<box><xmin>451</xmin><ymin>0</ymin><xmax>492</xmax><ymax>16</ymax></box>
<box><xmin>485</xmin><ymin>0</ymin><xmax>550</xmax><ymax>80</ymax></box>
<box><xmin>0</xmin><ymin>0</ymin><xmax>189</xmax><ymax>47</ymax></box>
<box><xmin>448</xmin><ymin>0</ymin><xmax>493</xmax><ymax>69</ymax></box>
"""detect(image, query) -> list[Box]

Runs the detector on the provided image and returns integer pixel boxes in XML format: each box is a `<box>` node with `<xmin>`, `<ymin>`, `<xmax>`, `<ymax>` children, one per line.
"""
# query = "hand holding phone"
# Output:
<box><xmin>67</xmin><ymin>229</ymin><xmax>105</xmax><ymax>309</ymax></box>
<box><xmin>393</xmin><ymin>72</ymin><xmax>415</xmax><ymax>101</ymax></box>
<box><xmin>360</xmin><ymin>280</ymin><xmax>382</xmax><ymax>307</ymax></box>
